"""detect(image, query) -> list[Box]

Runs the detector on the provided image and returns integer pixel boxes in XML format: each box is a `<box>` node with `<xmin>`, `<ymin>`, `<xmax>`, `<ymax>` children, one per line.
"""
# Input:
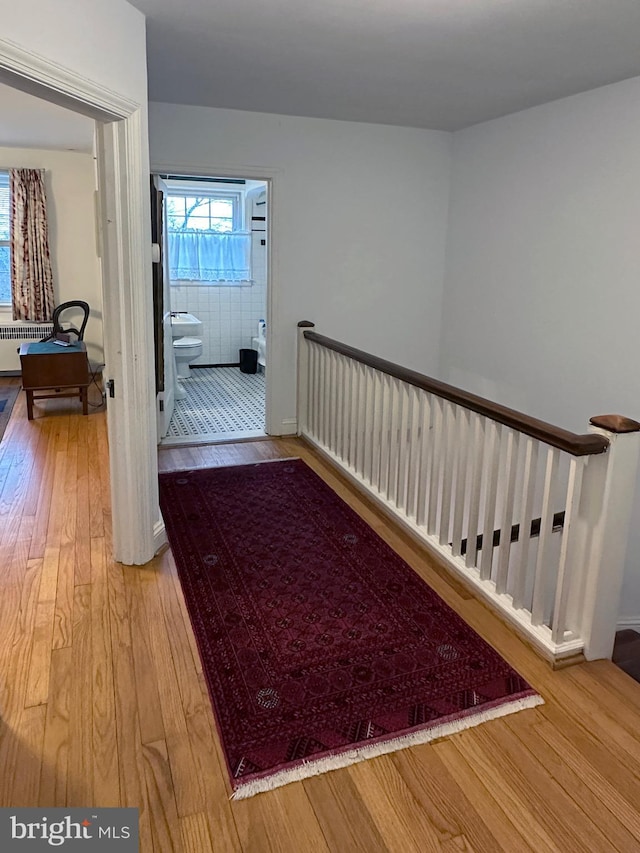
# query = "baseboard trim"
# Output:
<box><xmin>617</xmin><ymin>617</ymin><xmax>640</xmax><ymax>633</ymax></box>
<box><xmin>192</xmin><ymin>363</ymin><xmax>240</xmax><ymax>369</ymax></box>
<box><xmin>154</xmin><ymin>517</ymin><xmax>168</xmax><ymax>555</ymax></box>
<box><xmin>278</xmin><ymin>418</ymin><xmax>297</xmax><ymax>436</ymax></box>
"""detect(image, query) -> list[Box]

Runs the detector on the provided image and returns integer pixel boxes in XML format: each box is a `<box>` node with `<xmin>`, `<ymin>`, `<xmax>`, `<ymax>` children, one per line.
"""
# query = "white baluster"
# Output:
<box><xmin>370</xmin><ymin>370</ymin><xmax>383</xmax><ymax>491</ymax></box>
<box><xmin>328</xmin><ymin>349</ymin><xmax>336</xmax><ymax>451</ymax></box>
<box><xmin>405</xmin><ymin>387</ymin><xmax>422</xmax><ymax>521</ymax></box>
<box><xmin>396</xmin><ymin>384</ymin><xmax>411</xmax><ymax>512</ymax></box>
<box><xmin>511</xmin><ymin>437</ymin><xmax>539</xmax><ymax>610</ymax></box>
<box><xmin>328</xmin><ymin>349</ymin><xmax>337</xmax><ymax>453</ymax></box>
<box><xmin>551</xmin><ymin>456</ymin><xmax>585</xmax><ymax>645</ymax></box>
<box><xmin>531</xmin><ymin>446</ymin><xmax>560</xmax><ymax>627</ymax></box>
<box><xmin>347</xmin><ymin>359</ymin><xmax>359</xmax><ymax>470</ymax></box>
<box><xmin>378</xmin><ymin>373</ymin><xmax>391</xmax><ymax>497</ymax></box>
<box><xmin>362</xmin><ymin>366</ymin><xmax>374</xmax><ymax>484</ymax></box>
<box><xmin>479</xmin><ymin>420</ymin><xmax>501</xmax><ymax>580</ymax></box>
<box><xmin>342</xmin><ymin>356</ymin><xmax>354</xmax><ymax>464</ymax></box>
<box><xmin>438</xmin><ymin>402</ymin><xmax>457</xmax><ymax>546</ymax></box>
<box><xmin>306</xmin><ymin>341</ymin><xmax>315</xmax><ymax>439</ymax></box>
<box><xmin>319</xmin><ymin>346</ymin><xmax>328</xmax><ymax>447</ymax></box>
<box><xmin>336</xmin><ymin>352</ymin><xmax>344</xmax><ymax>457</ymax></box>
<box><xmin>306</xmin><ymin>340</ymin><xmax>314</xmax><ymax>438</ymax></box>
<box><xmin>314</xmin><ymin>343</ymin><xmax>323</xmax><ymax>442</ymax></box>
<box><xmin>451</xmin><ymin>408</ymin><xmax>470</xmax><ymax>557</ymax></box>
<box><xmin>415</xmin><ymin>392</ymin><xmax>432</xmax><ymax>528</ymax></box>
<box><xmin>464</xmin><ymin>414</ymin><xmax>484</xmax><ymax>568</ymax></box>
<box><xmin>427</xmin><ymin>396</ymin><xmax>444</xmax><ymax>536</ymax></box>
<box><xmin>387</xmin><ymin>379</ymin><xmax>401</xmax><ymax>504</ymax></box>
<box><xmin>495</xmin><ymin>428</ymin><xmax>520</xmax><ymax>594</ymax></box>
<box><xmin>355</xmin><ymin>361</ymin><xmax>365</xmax><ymax>474</ymax></box>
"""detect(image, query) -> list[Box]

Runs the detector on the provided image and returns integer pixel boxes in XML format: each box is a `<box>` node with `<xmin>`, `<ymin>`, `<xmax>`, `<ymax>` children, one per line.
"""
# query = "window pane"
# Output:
<box><xmin>209</xmin><ymin>199</ymin><xmax>233</xmax><ymax>218</ymax></box>
<box><xmin>167</xmin><ymin>192</ymin><xmax>239</xmax><ymax>233</ymax></box>
<box><xmin>210</xmin><ymin>218</ymin><xmax>233</xmax><ymax>233</ymax></box>
<box><xmin>0</xmin><ymin>173</ymin><xmax>10</xmax><ymax>242</ymax></box>
<box><xmin>166</xmin><ymin>196</ymin><xmax>187</xmax><ymax>229</ymax></box>
<box><xmin>0</xmin><ymin>246</ymin><xmax>11</xmax><ymax>304</ymax></box>
<box><xmin>184</xmin><ymin>215</ymin><xmax>209</xmax><ymax>230</ymax></box>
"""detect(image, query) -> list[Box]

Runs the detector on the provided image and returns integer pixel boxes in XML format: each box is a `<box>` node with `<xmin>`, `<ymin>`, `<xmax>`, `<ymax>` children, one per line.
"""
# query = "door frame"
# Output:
<box><xmin>151</xmin><ymin>161</ymin><xmax>280</xmax><ymax>435</ymax></box>
<box><xmin>0</xmin><ymin>39</ymin><xmax>162</xmax><ymax>564</ymax></box>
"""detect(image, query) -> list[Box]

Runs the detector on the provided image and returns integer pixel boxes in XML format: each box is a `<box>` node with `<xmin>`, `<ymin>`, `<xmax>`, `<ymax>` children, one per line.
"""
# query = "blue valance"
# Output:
<box><xmin>169</xmin><ymin>230</ymin><xmax>251</xmax><ymax>282</ymax></box>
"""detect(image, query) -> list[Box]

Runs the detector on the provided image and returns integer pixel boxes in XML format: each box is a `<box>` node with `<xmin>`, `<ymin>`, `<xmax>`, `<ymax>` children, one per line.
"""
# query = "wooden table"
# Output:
<box><xmin>19</xmin><ymin>341</ymin><xmax>90</xmax><ymax>420</ymax></box>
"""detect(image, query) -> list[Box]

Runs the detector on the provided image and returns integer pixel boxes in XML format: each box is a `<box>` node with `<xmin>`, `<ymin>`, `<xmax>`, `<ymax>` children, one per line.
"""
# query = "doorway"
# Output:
<box><xmin>0</xmin><ymin>50</ymin><xmax>161</xmax><ymax>565</ymax></box>
<box><xmin>153</xmin><ymin>173</ymin><xmax>270</xmax><ymax>446</ymax></box>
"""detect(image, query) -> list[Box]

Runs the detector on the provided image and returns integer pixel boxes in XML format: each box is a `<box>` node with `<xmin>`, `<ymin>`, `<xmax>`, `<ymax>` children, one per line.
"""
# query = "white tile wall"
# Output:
<box><xmin>170</xmin><ymin>231</ymin><xmax>267</xmax><ymax>365</ymax></box>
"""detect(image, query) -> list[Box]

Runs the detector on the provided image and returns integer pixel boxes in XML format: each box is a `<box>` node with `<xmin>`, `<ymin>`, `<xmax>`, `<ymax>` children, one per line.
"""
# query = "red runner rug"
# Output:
<box><xmin>159</xmin><ymin>459</ymin><xmax>542</xmax><ymax>798</ymax></box>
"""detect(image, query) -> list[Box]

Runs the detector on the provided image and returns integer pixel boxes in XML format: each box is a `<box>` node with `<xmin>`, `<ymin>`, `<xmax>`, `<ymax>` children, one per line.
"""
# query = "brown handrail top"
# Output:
<box><xmin>303</xmin><ymin>330</ymin><xmax>609</xmax><ymax>456</ymax></box>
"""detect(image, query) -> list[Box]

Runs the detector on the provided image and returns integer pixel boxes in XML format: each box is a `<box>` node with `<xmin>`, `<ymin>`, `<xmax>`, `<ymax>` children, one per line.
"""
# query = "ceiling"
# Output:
<box><xmin>0</xmin><ymin>83</ymin><xmax>95</xmax><ymax>152</ymax></box>
<box><xmin>129</xmin><ymin>0</ymin><xmax>640</xmax><ymax>131</ymax></box>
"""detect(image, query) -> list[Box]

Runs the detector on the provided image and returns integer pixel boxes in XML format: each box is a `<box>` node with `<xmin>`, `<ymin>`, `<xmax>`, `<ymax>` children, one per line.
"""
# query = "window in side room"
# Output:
<box><xmin>0</xmin><ymin>172</ymin><xmax>10</xmax><ymax>306</ymax></box>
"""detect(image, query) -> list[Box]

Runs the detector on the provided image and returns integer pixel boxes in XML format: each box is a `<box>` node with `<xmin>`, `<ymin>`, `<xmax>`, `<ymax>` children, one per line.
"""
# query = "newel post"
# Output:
<box><xmin>297</xmin><ymin>321</ymin><xmax>315</xmax><ymax>436</ymax></box>
<box><xmin>575</xmin><ymin>415</ymin><xmax>640</xmax><ymax>660</ymax></box>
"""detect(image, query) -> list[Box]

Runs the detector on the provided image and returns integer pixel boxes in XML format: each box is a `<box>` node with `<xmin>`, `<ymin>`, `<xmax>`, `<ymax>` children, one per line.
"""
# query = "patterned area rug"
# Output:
<box><xmin>159</xmin><ymin>459</ymin><xmax>542</xmax><ymax>799</ymax></box>
<box><xmin>0</xmin><ymin>386</ymin><xmax>19</xmax><ymax>442</ymax></box>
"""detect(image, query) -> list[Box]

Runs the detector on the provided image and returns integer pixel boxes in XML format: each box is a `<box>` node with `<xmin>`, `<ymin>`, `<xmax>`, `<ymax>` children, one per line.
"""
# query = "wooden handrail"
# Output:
<box><xmin>301</xmin><ymin>328</ymin><xmax>610</xmax><ymax>456</ymax></box>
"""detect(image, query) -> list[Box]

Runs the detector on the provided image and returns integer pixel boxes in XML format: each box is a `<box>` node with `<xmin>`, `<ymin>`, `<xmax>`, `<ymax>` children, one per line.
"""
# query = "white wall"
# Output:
<box><xmin>0</xmin><ymin>82</ymin><xmax>95</xmax><ymax>151</ymax></box>
<box><xmin>0</xmin><ymin>147</ymin><xmax>103</xmax><ymax>368</ymax></box>
<box><xmin>4</xmin><ymin>0</ymin><xmax>147</xmax><ymax>104</ymax></box>
<box><xmin>170</xmin><ymin>279</ymin><xmax>266</xmax><ymax>366</ymax></box>
<box><xmin>150</xmin><ymin>103</ymin><xmax>452</xmax><ymax>433</ymax></box>
<box><xmin>442</xmin><ymin>75</ymin><xmax>640</xmax><ymax>619</ymax></box>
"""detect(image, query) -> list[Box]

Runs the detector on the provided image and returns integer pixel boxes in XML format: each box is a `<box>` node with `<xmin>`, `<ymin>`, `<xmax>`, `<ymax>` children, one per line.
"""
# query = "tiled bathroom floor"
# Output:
<box><xmin>162</xmin><ymin>366</ymin><xmax>266</xmax><ymax>446</ymax></box>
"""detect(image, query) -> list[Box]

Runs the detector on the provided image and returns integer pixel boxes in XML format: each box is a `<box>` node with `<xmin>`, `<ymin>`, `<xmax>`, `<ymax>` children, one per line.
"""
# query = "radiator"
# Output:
<box><xmin>0</xmin><ymin>323</ymin><xmax>54</xmax><ymax>372</ymax></box>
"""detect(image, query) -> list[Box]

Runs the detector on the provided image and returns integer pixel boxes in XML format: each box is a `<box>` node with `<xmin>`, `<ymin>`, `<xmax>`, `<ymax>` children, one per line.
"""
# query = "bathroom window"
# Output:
<box><xmin>166</xmin><ymin>191</ymin><xmax>241</xmax><ymax>233</ymax></box>
<box><xmin>167</xmin><ymin>188</ymin><xmax>251</xmax><ymax>283</ymax></box>
<box><xmin>0</xmin><ymin>172</ymin><xmax>10</xmax><ymax>306</ymax></box>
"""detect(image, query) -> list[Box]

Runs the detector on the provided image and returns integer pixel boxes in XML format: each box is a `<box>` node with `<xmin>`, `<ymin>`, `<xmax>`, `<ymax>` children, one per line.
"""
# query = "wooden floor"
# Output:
<box><xmin>3</xmin><ymin>379</ymin><xmax>640</xmax><ymax>851</ymax></box>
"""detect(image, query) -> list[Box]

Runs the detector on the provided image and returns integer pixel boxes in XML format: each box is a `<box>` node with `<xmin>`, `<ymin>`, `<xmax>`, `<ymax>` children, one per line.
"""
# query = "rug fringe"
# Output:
<box><xmin>229</xmin><ymin>693</ymin><xmax>544</xmax><ymax>800</ymax></box>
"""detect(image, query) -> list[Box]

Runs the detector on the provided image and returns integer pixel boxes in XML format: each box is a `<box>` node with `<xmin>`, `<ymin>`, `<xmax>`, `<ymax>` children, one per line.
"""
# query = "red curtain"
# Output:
<box><xmin>10</xmin><ymin>168</ymin><xmax>54</xmax><ymax>322</ymax></box>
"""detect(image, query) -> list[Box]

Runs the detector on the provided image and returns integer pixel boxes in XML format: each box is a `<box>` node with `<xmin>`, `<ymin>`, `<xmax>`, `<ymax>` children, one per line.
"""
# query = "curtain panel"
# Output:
<box><xmin>10</xmin><ymin>168</ymin><xmax>55</xmax><ymax>322</ymax></box>
<box><xmin>169</xmin><ymin>230</ymin><xmax>251</xmax><ymax>282</ymax></box>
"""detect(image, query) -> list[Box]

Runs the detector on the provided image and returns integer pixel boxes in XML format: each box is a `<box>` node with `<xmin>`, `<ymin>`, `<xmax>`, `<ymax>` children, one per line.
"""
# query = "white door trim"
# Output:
<box><xmin>151</xmin><ymin>160</ymin><xmax>281</xmax><ymax>435</ymax></box>
<box><xmin>0</xmin><ymin>38</ymin><xmax>162</xmax><ymax>564</ymax></box>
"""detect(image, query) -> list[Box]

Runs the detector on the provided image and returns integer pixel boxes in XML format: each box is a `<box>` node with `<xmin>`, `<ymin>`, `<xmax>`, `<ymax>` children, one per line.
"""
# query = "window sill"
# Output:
<box><xmin>171</xmin><ymin>280</ymin><xmax>254</xmax><ymax>287</ymax></box>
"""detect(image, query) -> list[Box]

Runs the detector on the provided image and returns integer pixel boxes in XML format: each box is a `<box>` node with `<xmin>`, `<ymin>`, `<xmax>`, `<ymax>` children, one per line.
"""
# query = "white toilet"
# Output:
<box><xmin>173</xmin><ymin>336</ymin><xmax>203</xmax><ymax>379</ymax></box>
<box><xmin>170</xmin><ymin>313</ymin><xmax>203</xmax><ymax>380</ymax></box>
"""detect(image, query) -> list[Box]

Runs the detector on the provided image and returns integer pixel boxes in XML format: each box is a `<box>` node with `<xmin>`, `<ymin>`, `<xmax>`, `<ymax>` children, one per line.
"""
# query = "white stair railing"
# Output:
<box><xmin>297</xmin><ymin>322</ymin><xmax>640</xmax><ymax>664</ymax></box>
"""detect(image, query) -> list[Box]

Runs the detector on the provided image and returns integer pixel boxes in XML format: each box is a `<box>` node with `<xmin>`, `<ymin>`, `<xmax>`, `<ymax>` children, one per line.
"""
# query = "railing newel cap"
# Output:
<box><xmin>589</xmin><ymin>414</ymin><xmax>640</xmax><ymax>434</ymax></box>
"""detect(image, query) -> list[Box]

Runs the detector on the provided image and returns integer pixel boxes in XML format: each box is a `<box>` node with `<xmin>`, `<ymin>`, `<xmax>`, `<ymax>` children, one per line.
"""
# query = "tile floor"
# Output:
<box><xmin>162</xmin><ymin>366</ymin><xmax>266</xmax><ymax>446</ymax></box>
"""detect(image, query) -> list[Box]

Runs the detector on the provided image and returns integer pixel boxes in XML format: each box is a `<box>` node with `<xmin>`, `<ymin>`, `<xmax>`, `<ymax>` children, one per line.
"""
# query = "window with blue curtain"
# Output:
<box><xmin>167</xmin><ymin>191</ymin><xmax>251</xmax><ymax>283</ymax></box>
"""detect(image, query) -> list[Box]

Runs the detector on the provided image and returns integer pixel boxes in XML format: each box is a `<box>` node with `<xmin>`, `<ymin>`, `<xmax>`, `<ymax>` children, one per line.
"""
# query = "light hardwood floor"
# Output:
<box><xmin>3</xmin><ymin>378</ymin><xmax>640</xmax><ymax>851</ymax></box>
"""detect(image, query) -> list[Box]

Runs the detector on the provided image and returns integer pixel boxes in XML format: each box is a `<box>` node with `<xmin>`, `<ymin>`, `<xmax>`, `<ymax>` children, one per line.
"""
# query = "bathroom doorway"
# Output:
<box><xmin>154</xmin><ymin>173</ymin><xmax>269</xmax><ymax>446</ymax></box>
